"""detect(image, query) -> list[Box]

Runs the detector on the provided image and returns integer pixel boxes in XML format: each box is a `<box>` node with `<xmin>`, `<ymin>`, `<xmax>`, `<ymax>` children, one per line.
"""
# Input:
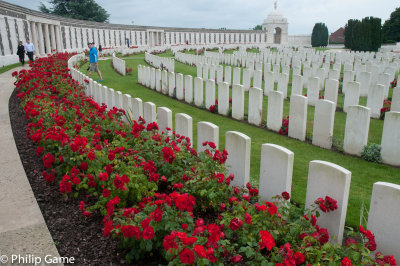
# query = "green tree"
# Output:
<box><xmin>382</xmin><ymin>7</ymin><xmax>400</xmax><ymax>43</ymax></box>
<box><xmin>345</xmin><ymin>17</ymin><xmax>381</xmax><ymax>51</ymax></box>
<box><xmin>39</xmin><ymin>0</ymin><xmax>109</xmax><ymax>23</ymax></box>
<box><xmin>311</xmin><ymin>23</ymin><xmax>329</xmax><ymax>47</ymax></box>
<box><xmin>253</xmin><ymin>25</ymin><xmax>263</xmax><ymax>30</ymax></box>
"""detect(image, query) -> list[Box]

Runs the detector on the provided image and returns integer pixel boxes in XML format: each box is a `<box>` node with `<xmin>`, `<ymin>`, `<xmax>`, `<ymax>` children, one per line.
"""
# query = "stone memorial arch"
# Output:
<box><xmin>262</xmin><ymin>1</ymin><xmax>288</xmax><ymax>45</ymax></box>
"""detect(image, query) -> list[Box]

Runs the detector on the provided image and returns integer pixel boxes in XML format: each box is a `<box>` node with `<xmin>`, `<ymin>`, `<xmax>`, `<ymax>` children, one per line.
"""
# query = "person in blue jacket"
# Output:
<box><xmin>88</xmin><ymin>42</ymin><xmax>103</xmax><ymax>82</ymax></box>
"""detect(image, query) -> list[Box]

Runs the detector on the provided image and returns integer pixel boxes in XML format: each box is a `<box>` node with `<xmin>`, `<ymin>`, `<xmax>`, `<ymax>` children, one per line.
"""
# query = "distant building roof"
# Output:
<box><xmin>329</xmin><ymin>27</ymin><xmax>345</xmax><ymax>44</ymax></box>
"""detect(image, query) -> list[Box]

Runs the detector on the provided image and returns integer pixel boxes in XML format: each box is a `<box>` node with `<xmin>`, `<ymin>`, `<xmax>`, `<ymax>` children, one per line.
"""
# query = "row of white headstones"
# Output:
<box><xmin>68</xmin><ymin>53</ymin><xmax>400</xmax><ymax>260</ymax></box>
<box><xmin>137</xmin><ymin>62</ymin><xmax>400</xmax><ymax>167</ymax></box>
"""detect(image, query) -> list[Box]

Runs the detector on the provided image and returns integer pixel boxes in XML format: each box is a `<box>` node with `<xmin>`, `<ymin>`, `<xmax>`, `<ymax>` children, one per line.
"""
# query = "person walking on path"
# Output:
<box><xmin>98</xmin><ymin>44</ymin><xmax>102</xmax><ymax>56</ymax></box>
<box><xmin>24</xmin><ymin>38</ymin><xmax>35</xmax><ymax>62</ymax></box>
<box><xmin>16</xmin><ymin>41</ymin><xmax>25</xmax><ymax>65</ymax></box>
<box><xmin>88</xmin><ymin>42</ymin><xmax>103</xmax><ymax>82</ymax></box>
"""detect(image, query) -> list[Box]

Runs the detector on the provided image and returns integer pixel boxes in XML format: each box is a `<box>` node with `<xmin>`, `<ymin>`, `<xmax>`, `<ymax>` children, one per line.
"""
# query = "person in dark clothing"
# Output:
<box><xmin>98</xmin><ymin>44</ymin><xmax>102</xmax><ymax>56</ymax></box>
<box><xmin>17</xmin><ymin>41</ymin><xmax>25</xmax><ymax>65</ymax></box>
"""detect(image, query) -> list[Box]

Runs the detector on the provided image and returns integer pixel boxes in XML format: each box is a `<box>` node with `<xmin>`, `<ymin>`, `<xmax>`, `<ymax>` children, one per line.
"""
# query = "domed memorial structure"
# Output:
<box><xmin>262</xmin><ymin>1</ymin><xmax>288</xmax><ymax>45</ymax></box>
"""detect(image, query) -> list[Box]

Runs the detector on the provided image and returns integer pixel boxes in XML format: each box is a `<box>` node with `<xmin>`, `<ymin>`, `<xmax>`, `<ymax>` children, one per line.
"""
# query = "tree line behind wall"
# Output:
<box><xmin>344</xmin><ymin>17</ymin><xmax>382</xmax><ymax>52</ymax></box>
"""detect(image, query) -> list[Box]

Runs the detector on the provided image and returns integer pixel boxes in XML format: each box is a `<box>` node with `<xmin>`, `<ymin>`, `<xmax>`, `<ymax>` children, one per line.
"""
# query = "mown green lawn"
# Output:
<box><xmin>80</xmin><ymin>53</ymin><xmax>400</xmax><ymax>229</ymax></box>
<box><xmin>0</xmin><ymin>62</ymin><xmax>21</xmax><ymax>74</ymax></box>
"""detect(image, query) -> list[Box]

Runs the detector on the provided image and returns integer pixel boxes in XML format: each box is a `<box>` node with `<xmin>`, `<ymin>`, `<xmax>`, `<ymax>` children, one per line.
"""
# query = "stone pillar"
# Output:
<box><xmin>381</xmin><ymin>112</ymin><xmax>400</xmax><ymax>166</ymax></box>
<box><xmin>197</xmin><ymin>122</ymin><xmax>219</xmax><ymax>153</ymax></box>
<box><xmin>43</xmin><ymin>23</ymin><xmax>51</xmax><ymax>54</ymax></box>
<box><xmin>312</xmin><ymin>100</ymin><xmax>336</xmax><ymax>149</ymax></box>
<box><xmin>225</xmin><ymin>131</ymin><xmax>251</xmax><ymax>188</ymax></box>
<box><xmin>305</xmin><ymin>160</ymin><xmax>351</xmax><ymax>244</ymax></box>
<box><xmin>267</xmin><ymin>90</ymin><xmax>284</xmax><ymax>132</ymax></box>
<box><xmin>30</xmin><ymin>21</ymin><xmax>38</xmax><ymax>55</ymax></box>
<box><xmin>49</xmin><ymin>25</ymin><xmax>56</xmax><ymax>52</ymax></box>
<box><xmin>367</xmin><ymin>182</ymin><xmax>400</xmax><ymax>261</ymax></box>
<box><xmin>343</xmin><ymin>105</ymin><xmax>370</xmax><ymax>156</ymax></box>
<box><xmin>55</xmin><ymin>26</ymin><xmax>62</xmax><ymax>52</ymax></box>
<box><xmin>37</xmin><ymin>23</ymin><xmax>45</xmax><ymax>55</ymax></box>
<box><xmin>288</xmin><ymin>95</ymin><xmax>308</xmax><ymax>141</ymax></box>
<box><xmin>259</xmin><ymin>144</ymin><xmax>294</xmax><ymax>202</ymax></box>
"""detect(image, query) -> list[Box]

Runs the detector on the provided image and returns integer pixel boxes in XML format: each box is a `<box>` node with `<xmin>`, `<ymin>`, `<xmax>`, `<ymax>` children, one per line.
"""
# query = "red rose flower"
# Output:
<box><xmin>142</xmin><ymin>226</ymin><xmax>155</xmax><ymax>240</ymax></box>
<box><xmin>229</xmin><ymin>218</ymin><xmax>243</xmax><ymax>231</ymax></box>
<box><xmin>180</xmin><ymin>248</ymin><xmax>195</xmax><ymax>264</ymax></box>
<box><xmin>341</xmin><ymin>257</ymin><xmax>352</xmax><ymax>266</ymax></box>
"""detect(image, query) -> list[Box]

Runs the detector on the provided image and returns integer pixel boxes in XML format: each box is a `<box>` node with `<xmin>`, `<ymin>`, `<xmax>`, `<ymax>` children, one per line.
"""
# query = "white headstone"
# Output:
<box><xmin>253</xmin><ymin>70</ymin><xmax>262</xmax><ymax>89</ymax></box>
<box><xmin>264</xmin><ymin>71</ymin><xmax>275</xmax><ymax>96</ymax></box>
<box><xmin>184</xmin><ymin>75</ymin><xmax>193</xmax><ymax>104</ymax></box>
<box><xmin>143</xmin><ymin>101</ymin><xmax>156</xmax><ymax>125</ymax></box>
<box><xmin>218</xmin><ymin>82</ymin><xmax>230</xmax><ymax>116</ymax></box>
<box><xmin>367</xmin><ymin>84</ymin><xmax>385</xmax><ymax>119</ymax></box>
<box><xmin>343</xmin><ymin>82</ymin><xmax>360</xmax><ymax>112</ymax></box>
<box><xmin>194</xmin><ymin>77</ymin><xmax>204</xmax><ymax>107</ymax></box>
<box><xmin>243</xmin><ymin>68</ymin><xmax>251</xmax><ymax>91</ymax></box>
<box><xmin>343</xmin><ymin>105</ymin><xmax>371</xmax><ymax>156</ymax></box>
<box><xmin>358</xmin><ymin>71</ymin><xmax>371</xmax><ymax>97</ymax></box>
<box><xmin>161</xmin><ymin>70</ymin><xmax>168</xmax><ymax>94</ymax></box>
<box><xmin>342</xmin><ymin>70</ymin><xmax>354</xmax><ymax>94</ymax></box>
<box><xmin>312</xmin><ymin>100</ymin><xmax>336</xmax><ymax>149</ymax></box>
<box><xmin>225</xmin><ymin>131</ymin><xmax>251</xmax><ymax>188</ymax></box>
<box><xmin>259</xmin><ymin>144</ymin><xmax>294</xmax><ymax>202</ymax></box>
<box><xmin>233</xmin><ymin>67</ymin><xmax>241</xmax><ymax>85</ymax></box>
<box><xmin>131</xmin><ymin>97</ymin><xmax>143</xmax><ymax>121</ymax></box>
<box><xmin>381</xmin><ymin>112</ymin><xmax>400</xmax><ymax>166</ymax></box>
<box><xmin>391</xmin><ymin>87</ymin><xmax>400</xmax><ymax>112</ymax></box>
<box><xmin>277</xmin><ymin>73</ymin><xmax>289</xmax><ymax>99</ymax></box>
<box><xmin>307</xmin><ymin>77</ymin><xmax>320</xmax><ymax>106</ymax></box>
<box><xmin>232</xmin><ymin>84</ymin><xmax>245</xmax><ymax>120</ymax></box>
<box><xmin>367</xmin><ymin>182</ymin><xmax>400</xmax><ymax>261</ymax></box>
<box><xmin>175</xmin><ymin>113</ymin><xmax>193</xmax><ymax>146</ymax></box>
<box><xmin>168</xmin><ymin>72</ymin><xmax>176</xmax><ymax>97</ymax></box>
<box><xmin>155</xmin><ymin>69</ymin><xmax>162</xmax><ymax>92</ymax></box>
<box><xmin>248</xmin><ymin>87</ymin><xmax>263</xmax><ymax>126</ymax></box>
<box><xmin>267</xmin><ymin>90</ymin><xmax>284</xmax><ymax>132</ymax></box>
<box><xmin>157</xmin><ymin>107</ymin><xmax>173</xmax><ymax>134</ymax></box>
<box><xmin>325</xmin><ymin>79</ymin><xmax>339</xmax><ymax>104</ymax></box>
<box><xmin>305</xmin><ymin>160</ymin><xmax>351</xmax><ymax>244</ymax></box>
<box><xmin>197</xmin><ymin>121</ymin><xmax>219</xmax><ymax>153</ymax></box>
<box><xmin>205</xmin><ymin>79</ymin><xmax>216</xmax><ymax>110</ymax></box>
<box><xmin>225</xmin><ymin>66</ymin><xmax>232</xmax><ymax>85</ymax></box>
<box><xmin>288</xmin><ymin>95</ymin><xmax>308</xmax><ymax>141</ymax></box>
<box><xmin>176</xmin><ymin>73</ymin><xmax>184</xmax><ymax>100</ymax></box>
<box><xmin>291</xmin><ymin>75</ymin><xmax>303</xmax><ymax>96</ymax></box>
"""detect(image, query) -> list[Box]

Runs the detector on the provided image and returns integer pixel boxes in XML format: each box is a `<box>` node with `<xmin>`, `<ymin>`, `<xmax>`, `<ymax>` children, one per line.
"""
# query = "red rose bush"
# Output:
<box><xmin>13</xmin><ymin>53</ymin><xmax>396</xmax><ymax>265</ymax></box>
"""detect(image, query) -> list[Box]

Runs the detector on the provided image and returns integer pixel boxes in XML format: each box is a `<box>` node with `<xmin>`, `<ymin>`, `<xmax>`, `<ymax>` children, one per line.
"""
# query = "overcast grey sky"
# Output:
<box><xmin>5</xmin><ymin>0</ymin><xmax>399</xmax><ymax>35</ymax></box>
